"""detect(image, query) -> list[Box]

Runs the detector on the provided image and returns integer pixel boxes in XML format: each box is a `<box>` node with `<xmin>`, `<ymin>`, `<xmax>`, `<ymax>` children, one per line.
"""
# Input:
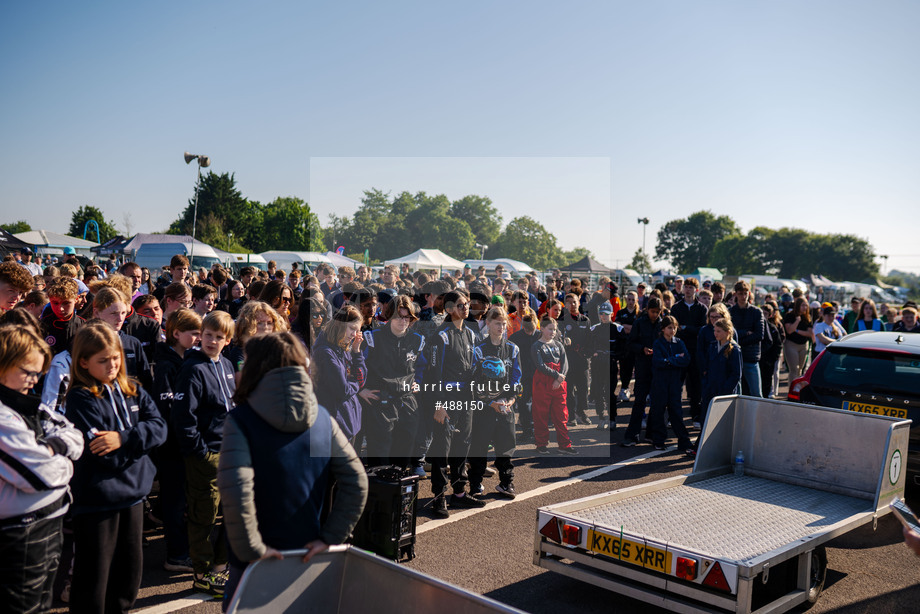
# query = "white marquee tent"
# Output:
<box><xmin>384</xmin><ymin>248</ymin><xmax>466</xmax><ymax>272</ymax></box>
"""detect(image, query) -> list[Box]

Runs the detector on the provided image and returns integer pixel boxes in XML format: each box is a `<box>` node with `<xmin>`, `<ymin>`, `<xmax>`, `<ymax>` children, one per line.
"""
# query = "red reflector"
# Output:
<box><xmin>539</xmin><ymin>518</ymin><xmax>562</xmax><ymax>543</ymax></box>
<box><xmin>562</xmin><ymin>524</ymin><xmax>581</xmax><ymax>545</ymax></box>
<box><xmin>676</xmin><ymin>557</ymin><xmax>697</xmax><ymax>580</ymax></box>
<box><xmin>702</xmin><ymin>561</ymin><xmax>731</xmax><ymax>592</ymax></box>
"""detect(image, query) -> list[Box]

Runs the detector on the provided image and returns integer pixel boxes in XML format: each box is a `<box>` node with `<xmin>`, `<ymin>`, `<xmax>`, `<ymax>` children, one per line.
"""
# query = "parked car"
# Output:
<box><xmin>789</xmin><ymin>331</ymin><xmax>920</xmax><ymax>485</ymax></box>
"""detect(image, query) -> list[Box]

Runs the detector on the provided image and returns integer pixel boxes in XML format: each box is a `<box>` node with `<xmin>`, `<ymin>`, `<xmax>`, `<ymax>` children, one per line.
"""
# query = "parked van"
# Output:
<box><xmin>133</xmin><ymin>242</ymin><xmax>222</xmax><ymax>272</ymax></box>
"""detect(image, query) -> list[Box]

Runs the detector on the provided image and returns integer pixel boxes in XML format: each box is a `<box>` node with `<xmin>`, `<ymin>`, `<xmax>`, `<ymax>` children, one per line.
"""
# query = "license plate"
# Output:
<box><xmin>842</xmin><ymin>401</ymin><xmax>909</xmax><ymax>419</ymax></box>
<box><xmin>587</xmin><ymin>529</ymin><xmax>671</xmax><ymax>574</ymax></box>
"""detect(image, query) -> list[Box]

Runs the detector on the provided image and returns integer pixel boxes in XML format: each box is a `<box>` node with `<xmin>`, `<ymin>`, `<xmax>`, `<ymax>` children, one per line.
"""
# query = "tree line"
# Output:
<box><xmin>28</xmin><ymin>173</ymin><xmax>594</xmax><ymax>269</ymax></box>
<box><xmin>652</xmin><ymin>210</ymin><xmax>880</xmax><ymax>281</ymax></box>
<box><xmin>324</xmin><ymin>188</ymin><xmax>593</xmax><ymax>269</ymax></box>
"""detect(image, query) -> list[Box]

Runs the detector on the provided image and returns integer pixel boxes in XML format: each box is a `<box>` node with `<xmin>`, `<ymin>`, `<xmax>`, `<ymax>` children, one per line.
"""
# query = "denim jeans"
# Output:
<box><xmin>741</xmin><ymin>362</ymin><xmax>762</xmax><ymax>398</ymax></box>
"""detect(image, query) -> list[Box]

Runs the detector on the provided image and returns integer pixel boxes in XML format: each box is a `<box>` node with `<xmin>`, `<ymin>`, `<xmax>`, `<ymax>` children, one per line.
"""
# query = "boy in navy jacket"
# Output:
<box><xmin>648</xmin><ymin>316</ymin><xmax>692</xmax><ymax>452</ymax></box>
<box><xmin>171</xmin><ymin>311</ymin><xmax>235</xmax><ymax>596</ymax></box>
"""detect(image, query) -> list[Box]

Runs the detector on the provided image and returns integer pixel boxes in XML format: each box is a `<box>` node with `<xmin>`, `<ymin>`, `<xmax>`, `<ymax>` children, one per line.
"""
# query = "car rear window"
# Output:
<box><xmin>812</xmin><ymin>347</ymin><xmax>920</xmax><ymax>398</ymax></box>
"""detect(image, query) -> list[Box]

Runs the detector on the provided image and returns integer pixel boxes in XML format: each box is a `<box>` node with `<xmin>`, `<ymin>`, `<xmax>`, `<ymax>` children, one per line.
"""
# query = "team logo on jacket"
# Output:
<box><xmin>405</xmin><ymin>351</ymin><xmax>418</xmax><ymax>363</ymax></box>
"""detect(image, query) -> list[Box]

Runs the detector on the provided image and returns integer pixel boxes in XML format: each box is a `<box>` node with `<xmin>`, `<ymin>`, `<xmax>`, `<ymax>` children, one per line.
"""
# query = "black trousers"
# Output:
<box><xmin>428</xmin><ymin>390</ymin><xmax>473</xmax><ymax>497</ymax></box>
<box><xmin>71</xmin><ymin>502</ymin><xmax>144</xmax><ymax>614</ymax></box>
<box><xmin>0</xmin><ymin>513</ymin><xmax>63</xmax><ymax>614</ymax></box>
<box><xmin>590</xmin><ymin>354</ymin><xmax>613</xmax><ymax>418</ymax></box>
<box><xmin>681</xmin><ymin>354</ymin><xmax>702</xmax><ymax>418</ymax></box>
<box><xmin>364</xmin><ymin>397</ymin><xmax>419</xmax><ymax>469</ymax></box>
<box><xmin>619</xmin><ymin>351</ymin><xmax>635</xmax><ymax>391</ymax></box>
<box><xmin>565</xmin><ymin>358</ymin><xmax>590</xmax><ymax>418</ymax></box>
<box><xmin>153</xmin><ymin>444</ymin><xmax>188</xmax><ymax>560</ymax></box>
<box><xmin>624</xmin><ymin>359</ymin><xmax>653</xmax><ymax>441</ymax></box>
<box><xmin>468</xmin><ymin>405</ymin><xmax>516</xmax><ymax>488</ymax></box>
<box><xmin>517</xmin><ymin>375</ymin><xmax>533</xmax><ymax>433</ymax></box>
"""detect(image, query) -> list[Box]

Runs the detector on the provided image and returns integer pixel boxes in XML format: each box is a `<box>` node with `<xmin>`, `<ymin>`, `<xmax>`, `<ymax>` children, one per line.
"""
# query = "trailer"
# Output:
<box><xmin>534</xmin><ymin>396</ymin><xmax>910</xmax><ymax>614</ymax></box>
<box><xmin>226</xmin><ymin>545</ymin><xmax>525</xmax><ymax>614</ymax></box>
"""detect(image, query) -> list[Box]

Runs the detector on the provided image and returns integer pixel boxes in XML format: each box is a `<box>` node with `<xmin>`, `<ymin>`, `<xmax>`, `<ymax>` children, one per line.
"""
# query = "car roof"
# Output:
<box><xmin>835</xmin><ymin>331</ymin><xmax>920</xmax><ymax>352</ymax></box>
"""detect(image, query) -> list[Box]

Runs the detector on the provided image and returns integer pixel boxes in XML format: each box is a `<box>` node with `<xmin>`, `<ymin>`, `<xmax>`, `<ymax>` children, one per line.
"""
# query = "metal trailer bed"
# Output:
<box><xmin>226</xmin><ymin>545</ymin><xmax>527</xmax><ymax>614</ymax></box>
<box><xmin>535</xmin><ymin>396</ymin><xmax>911</xmax><ymax>614</ymax></box>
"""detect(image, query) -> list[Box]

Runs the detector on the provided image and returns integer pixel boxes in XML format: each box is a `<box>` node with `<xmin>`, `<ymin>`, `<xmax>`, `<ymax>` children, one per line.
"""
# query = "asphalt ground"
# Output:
<box><xmin>47</xmin><ymin>379</ymin><xmax>920</xmax><ymax>614</ymax></box>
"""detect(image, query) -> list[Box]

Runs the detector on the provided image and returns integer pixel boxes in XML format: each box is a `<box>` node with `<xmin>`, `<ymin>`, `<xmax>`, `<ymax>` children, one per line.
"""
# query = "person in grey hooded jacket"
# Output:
<box><xmin>217</xmin><ymin>332</ymin><xmax>368</xmax><ymax>610</ymax></box>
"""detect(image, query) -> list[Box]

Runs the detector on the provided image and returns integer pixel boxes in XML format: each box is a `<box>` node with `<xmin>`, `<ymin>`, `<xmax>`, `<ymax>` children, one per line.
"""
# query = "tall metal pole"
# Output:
<box><xmin>190</xmin><ymin>163</ymin><xmax>202</xmax><ymax>262</ymax></box>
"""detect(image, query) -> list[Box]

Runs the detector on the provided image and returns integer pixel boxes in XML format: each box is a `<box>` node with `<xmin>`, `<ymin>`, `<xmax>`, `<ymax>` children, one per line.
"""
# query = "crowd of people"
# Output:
<box><xmin>2</xmin><ymin>246</ymin><xmax>920</xmax><ymax>613</ymax></box>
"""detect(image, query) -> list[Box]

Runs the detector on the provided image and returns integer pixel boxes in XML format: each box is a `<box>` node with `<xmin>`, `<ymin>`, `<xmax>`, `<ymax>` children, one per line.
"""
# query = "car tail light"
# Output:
<box><xmin>676</xmin><ymin>556</ymin><xmax>698</xmax><ymax>580</ymax></box>
<box><xmin>788</xmin><ymin>351</ymin><xmax>825</xmax><ymax>402</ymax></box>
<box><xmin>562</xmin><ymin>524</ymin><xmax>582</xmax><ymax>546</ymax></box>
<box><xmin>539</xmin><ymin>518</ymin><xmax>561</xmax><ymax>543</ymax></box>
<box><xmin>788</xmin><ymin>377</ymin><xmax>808</xmax><ymax>402</ymax></box>
<box><xmin>702</xmin><ymin>561</ymin><xmax>731</xmax><ymax>592</ymax></box>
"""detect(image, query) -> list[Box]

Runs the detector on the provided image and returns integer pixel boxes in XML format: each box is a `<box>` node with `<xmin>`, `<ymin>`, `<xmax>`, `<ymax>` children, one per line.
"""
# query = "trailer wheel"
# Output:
<box><xmin>806</xmin><ymin>547</ymin><xmax>828</xmax><ymax>604</ymax></box>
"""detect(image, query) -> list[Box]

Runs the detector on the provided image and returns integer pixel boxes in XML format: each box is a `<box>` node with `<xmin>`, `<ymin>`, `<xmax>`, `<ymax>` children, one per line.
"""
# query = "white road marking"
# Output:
<box><xmin>133</xmin><ymin>593</ymin><xmax>214</xmax><ymax>614</ymax></box>
<box><xmin>417</xmin><ymin>447</ymin><xmax>672</xmax><ymax>533</ymax></box>
<box><xmin>133</xmin><ymin>448</ymin><xmax>672</xmax><ymax>614</ymax></box>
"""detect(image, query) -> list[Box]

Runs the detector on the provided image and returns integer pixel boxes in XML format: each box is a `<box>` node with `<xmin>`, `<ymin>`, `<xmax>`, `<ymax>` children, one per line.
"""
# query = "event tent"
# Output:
<box><xmin>562</xmin><ymin>256</ymin><xmax>612</xmax><ymax>274</ymax></box>
<box><xmin>15</xmin><ymin>230</ymin><xmax>98</xmax><ymax>257</ymax></box>
<box><xmin>323</xmin><ymin>251</ymin><xmax>362</xmax><ymax>268</ymax></box>
<box><xmin>0</xmin><ymin>229</ymin><xmax>32</xmax><ymax>255</ymax></box>
<box><xmin>385</xmin><ymin>249</ymin><xmax>466</xmax><ymax>272</ymax></box>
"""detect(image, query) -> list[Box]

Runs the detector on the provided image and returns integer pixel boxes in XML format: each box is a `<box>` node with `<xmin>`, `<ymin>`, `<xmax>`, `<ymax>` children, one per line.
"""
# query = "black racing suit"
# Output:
<box><xmin>361</xmin><ymin>326</ymin><xmax>425</xmax><ymax>468</ymax></box>
<box><xmin>560</xmin><ymin>311</ymin><xmax>591</xmax><ymax>422</ymax></box>
<box><xmin>417</xmin><ymin>320</ymin><xmax>477</xmax><ymax>497</ymax></box>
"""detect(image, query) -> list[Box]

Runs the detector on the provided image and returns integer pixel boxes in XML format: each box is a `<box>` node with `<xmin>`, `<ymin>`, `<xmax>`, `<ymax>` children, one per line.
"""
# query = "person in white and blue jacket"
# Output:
<box><xmin>0</xmin><ymin>325</ymin><xmax>83</xmax><ymax>614</ymax></box>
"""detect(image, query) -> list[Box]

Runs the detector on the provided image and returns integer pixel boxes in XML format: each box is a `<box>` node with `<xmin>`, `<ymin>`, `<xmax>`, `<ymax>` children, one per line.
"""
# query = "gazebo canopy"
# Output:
<box><xmin>385</xmin><ymin>249</ymin><xmax>466</xmax><ymax>271</ymax></box>
<box><xmin>0</xmin><ymin>229</ymin><xmax>32</xmax><ymax>255</ymax></box>
<box><xmin>562</xmin><ymin>256</ymin><xmax>612</xmax><ymax>274</ymax></box>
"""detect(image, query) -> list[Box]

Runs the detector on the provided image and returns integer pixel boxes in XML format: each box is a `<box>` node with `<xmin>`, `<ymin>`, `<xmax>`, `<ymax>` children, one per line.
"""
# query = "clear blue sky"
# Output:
<box><xmin>2</xmin><ymin>1</ymin><xmax>918</xmax><ymax>275</ymax></box>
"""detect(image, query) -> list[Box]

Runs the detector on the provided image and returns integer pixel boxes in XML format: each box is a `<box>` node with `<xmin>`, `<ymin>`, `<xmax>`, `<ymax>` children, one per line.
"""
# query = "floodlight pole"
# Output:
<box><xmin>185</xmin><ymin>152</ymin><xmax>211</xmax><ymax>263</ymax></box>
<box><xmin>637</xmin><ymin>218</ymin><xmax>649</xmax><ymax>258</ymax></box>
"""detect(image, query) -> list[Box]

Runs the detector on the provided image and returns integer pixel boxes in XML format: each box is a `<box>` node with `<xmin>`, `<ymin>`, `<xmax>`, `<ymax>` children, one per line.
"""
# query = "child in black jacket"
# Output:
<box><xmin>152</xmin><ymin>308</ymin><xmax>202</xmax><ymax>572</ymax></box>
<box><xmin>65</xmin><ymin>321</ymin><xmax>167</xmax><ymax>613</ymax></box>
<box><xmin>170</xmin><ymin>311</ymin><xmax>236</xmax><ymax>596</ymax></box>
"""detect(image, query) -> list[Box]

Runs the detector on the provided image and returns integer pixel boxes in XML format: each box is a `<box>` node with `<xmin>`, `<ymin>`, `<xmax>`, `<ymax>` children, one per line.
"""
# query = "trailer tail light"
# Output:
<box><xmin>539</xmin><ymin>518</ymin><xmax>561</xmax><ymax>543</ymax></box>
<box><xmin>562</xmin><ymin>524</ymin><xmax>582</xmax><ymax>546</ymax></box>
<box><xmin>702</xmin><ymin>561</ymin><xmax>730</xmax><ymax>592</ymax></box>
<box><xmin>676</xmin><ymin>557</ymin><xmax>697</xmax><ymax>581</ymax></box>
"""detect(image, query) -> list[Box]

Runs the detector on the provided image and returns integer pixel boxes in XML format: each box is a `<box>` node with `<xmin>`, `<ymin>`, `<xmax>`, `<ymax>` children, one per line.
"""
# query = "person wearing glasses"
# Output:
<box><xmin>0</xmin><ymin>325</ymin><xmax>84</xmax><ymax>613</ymax></box>
<box><xmin>259</xmin><ymin>280</ymin><xmax>295</xmax><ymax>321</ymax></box>
<box><xmin>359</xmin><ymin>295</ymin><xmax>424</xmax><ymax>468</ymax></box>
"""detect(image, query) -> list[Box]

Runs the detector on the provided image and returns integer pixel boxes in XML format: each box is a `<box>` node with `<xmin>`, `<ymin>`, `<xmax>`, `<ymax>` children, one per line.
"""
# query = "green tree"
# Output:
<box><xmin>810</xmin><ymin>233</ymin><xmax>877</xmax><ymax>280</ymax></box>
<box><xmin>628</xmin><ymin>248</ymin><xmax>652</xmax><ymax>274</ymax></box>
<box><xmin>404</xmin><ymin>193</ymin><xmax>475</xmax><ymax>259</ymax></box>
<box><xmin>0</xmin><ymin>220</ymin><xmax>31</xmax><ymax>234</ymax></box>
<box><xmin>324</xmin><ymin>214</ymin><xmax>350</xmax><ymax>252</ymax></box>
<box><xmin>168</xmin><ymin>172</ymin><xmax>265</xmax><ymax>249</ymax></box>
<box><xmin>258</xmin><ymin>197</ymin><xmax>324</xmax><ymax>252</ymax></box>
<box><xmin>449</xmin><ymin>195</ymin><xmax>502</xmax><ymax>247</ymax></box>
<box><xmin>492</xmin><ymin>216</ymin><xmax>565</xmax><ymax>270</ymax></box>
<box><xmin>655</xmin><ymin>210</ymin><xmax>740</xmax><ymax>272</ymax></box>
<box><xmin>562</xmin><ymin>246</ymin><xmax>596</xmax><ymax>265</ymax></box>
<box><xmin>710</xmin><ymin>226</ymin><xmax>777</xmax><ymax>276</ymax></box>
<box><xmin>68</xmin><ymin>206</ymin><xmax>118</xmax><ymax>242</ymax></box>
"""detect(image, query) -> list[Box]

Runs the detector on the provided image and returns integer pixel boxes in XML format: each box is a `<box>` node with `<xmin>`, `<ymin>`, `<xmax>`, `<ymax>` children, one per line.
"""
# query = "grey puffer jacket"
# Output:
<box><xmin>217</xmin><ymin>366</ymin><xmax>368</xmax><ymax>562</ymax></box>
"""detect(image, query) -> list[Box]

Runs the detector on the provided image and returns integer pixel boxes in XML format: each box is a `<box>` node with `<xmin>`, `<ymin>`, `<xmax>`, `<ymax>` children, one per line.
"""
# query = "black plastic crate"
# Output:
<box><xmin>351</xmin><ymin>466</ymin><xmax>419</xmax><ymax>561</ymax></box>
